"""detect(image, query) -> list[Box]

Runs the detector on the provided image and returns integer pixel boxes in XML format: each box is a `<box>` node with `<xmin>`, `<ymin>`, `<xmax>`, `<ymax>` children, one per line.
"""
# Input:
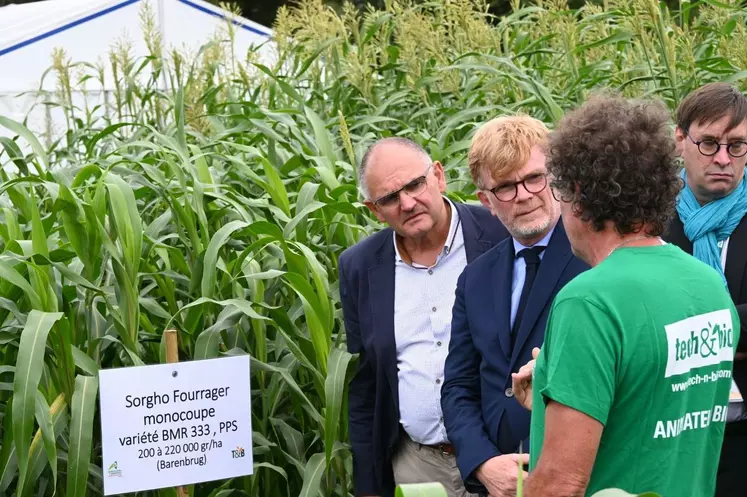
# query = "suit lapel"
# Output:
<box><xmin>456</xmin><ymin>202</ymin><xmax>493</xmax><ymax>262</ymax></box>
<box><xmin>368</xmin><ymin>235</ymin><xmax>399</xmax><ymax>412</ymax></box>
<box><xmin>725</xmin><ymin>216</ymin><xmax>747</xmax><ymax>301</ymax></box>
<box><xmin>509</xmin><ymin>222</ymin><xmax>573</xmax><ymax>369</ymax></box>
<box><xmin>669</xmin><ymin>212</ymin><xmax>746</xmax><ymax>300</ymax></box>
<box><xmin>493</xmin><ymin>241</ymin><xmax>514</xmax><ymax>357</ymax></box>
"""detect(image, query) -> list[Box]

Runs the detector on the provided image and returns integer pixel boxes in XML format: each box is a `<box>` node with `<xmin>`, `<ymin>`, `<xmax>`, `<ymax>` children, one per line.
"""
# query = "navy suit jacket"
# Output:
<box><xmin>440</xmin><ymin>221</ymin><xmax>588</xmax><ymax>493</ymax></box>
<box><xmin>339</xmin><ymin>202</ymin><xmax>509</xmax><ymax>497</ymax></box>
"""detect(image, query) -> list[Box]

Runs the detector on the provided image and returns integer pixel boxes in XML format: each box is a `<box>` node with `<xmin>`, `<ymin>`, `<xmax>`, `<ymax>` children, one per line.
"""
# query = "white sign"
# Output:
<box><xmin>98</xmin><ymin>354</ymin><xmax>253</xmax><ymax>495</ymax></box>
<box><xmin>664</xmin><ymin>309</ymin><xmax>735</xmax><ymax>378</ymax></box>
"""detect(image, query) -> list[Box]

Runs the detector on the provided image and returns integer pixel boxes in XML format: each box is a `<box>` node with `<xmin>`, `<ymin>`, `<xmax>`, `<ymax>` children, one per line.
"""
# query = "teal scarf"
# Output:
<box><xmin>676</xmin><ymin>169</ymin><xmax>747</xmax><ymax>285</ymax></box>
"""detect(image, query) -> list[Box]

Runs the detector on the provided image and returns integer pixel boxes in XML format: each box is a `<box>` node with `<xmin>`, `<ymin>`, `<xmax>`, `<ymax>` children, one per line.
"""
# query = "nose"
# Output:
<box><xmin>399</xmin><ymin>191</ymin><xmax>417</xmax><ymax>211</ymax></box>
<box><xmin>515</xmin><ymin>183</ymin><xmax>534</xmax><ymax>202</ymax></box>
<box><xmin>713</xmin><ymin>145</ymin><xmax>731</xmax><ymax>167</ymax></box>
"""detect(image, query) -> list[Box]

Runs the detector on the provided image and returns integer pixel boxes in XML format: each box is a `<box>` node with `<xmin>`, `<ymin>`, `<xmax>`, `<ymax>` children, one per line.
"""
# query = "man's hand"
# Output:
<box><xmin>512</xmin><ymin>347</ymin><xmax>540</xmax><ymax>411</ymax></box>
<box><xmin>475</xmin><ymin>454</ymin><xmax>530</xmax><ymax>497</ymax></box>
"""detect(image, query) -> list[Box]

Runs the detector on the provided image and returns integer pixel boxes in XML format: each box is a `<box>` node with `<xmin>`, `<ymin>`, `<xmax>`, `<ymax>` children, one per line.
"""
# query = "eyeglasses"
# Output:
<box><xmin>372</xmin><ymin>164</ymin><xmax>432</xmax><ymax>208</ymax></box>
<box><xmin>686</xmin><ymin>133</ymin><xmax>747</xmax><ymax>158</ymax></box>
<box><xmin>486</xmin><ymin>173</ymin><xmax>548</xmax><ymax>202</ymax></box>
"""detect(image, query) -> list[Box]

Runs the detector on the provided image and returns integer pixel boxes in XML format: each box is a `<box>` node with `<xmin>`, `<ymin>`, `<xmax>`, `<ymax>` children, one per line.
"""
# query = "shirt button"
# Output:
<box><xmin>440</xmin><ymin>417</ymin><xmax>444</xmax><ymax>423</ymax></box>
<box><xmin>428</xmin><ymin>269</ymin><xmax>433</xmax><ymax>275</ymax></box>
<box><xmin>436</xmin><ymin>379</ymin><xmax>441</xmax><ymax>384</ymax></box>
<box><xmin>505</xmin><ymin>388</ymin><xmax>514</xmax><ymax>398</ymax></box>
<box><xmin>437</xmin><ymin>341</ymin><xmax>442</xmax><ymax>347</ymax></box>
<box><xmin>432</xmin><ymin>307</ymin><xmax>437</xmax><ymax>312</ymax></box>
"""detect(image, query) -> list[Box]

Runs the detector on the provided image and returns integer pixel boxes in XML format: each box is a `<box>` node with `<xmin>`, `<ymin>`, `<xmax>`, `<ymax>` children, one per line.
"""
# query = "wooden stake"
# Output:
<box><xmin>165</xmin><ymin>328</ymin><xmax>179</xmax><ymax>364</ymax></box>
<box><xmin>164</xmin><ymin>329</ymin><xmax>189</xmax><ymax>497</ymax></box>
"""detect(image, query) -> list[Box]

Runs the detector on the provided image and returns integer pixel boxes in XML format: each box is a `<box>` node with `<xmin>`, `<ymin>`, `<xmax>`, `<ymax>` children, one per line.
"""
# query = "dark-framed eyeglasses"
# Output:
<box><xmin>686</xmin><ymin>132</ymin><xmax>747</xmax><ymax>158</ymax></box>
<box><xmin>372</xmin><ymin>163</ymin><xmax>432</xmax><ymax>208</ymax></box>
<box><xmin>486</xmin><ymin>173</ymin><xmax>548</xmax><ymax>202</ymax></box>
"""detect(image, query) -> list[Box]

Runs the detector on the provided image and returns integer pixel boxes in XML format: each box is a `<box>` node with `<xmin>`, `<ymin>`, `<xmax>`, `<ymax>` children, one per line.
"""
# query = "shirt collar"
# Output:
<box><xmin>512</xmin><ymin>222</ymin><xmax>556</xmax><ymax>257</ymax></box>
<box><xmin>393</xmin><ymin>197</ymin><xmax>461</xmax><ymax>265</ymax></box>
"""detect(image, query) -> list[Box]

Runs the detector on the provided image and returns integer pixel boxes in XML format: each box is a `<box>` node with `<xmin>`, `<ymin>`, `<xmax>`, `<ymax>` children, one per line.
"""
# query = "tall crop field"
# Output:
<box><xmin>0</xmin><ymin>0</ymin><xmax>745</xmax><ymax>495</ymax></box>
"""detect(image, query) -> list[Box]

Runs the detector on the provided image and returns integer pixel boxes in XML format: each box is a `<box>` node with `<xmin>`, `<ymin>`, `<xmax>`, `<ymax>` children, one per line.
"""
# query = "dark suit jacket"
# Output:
<box><xmin>664</xmin><ymin>215</ymin><xmax>747</xmax><ymax>394</ymax></box>
<box><xmin>440</xmin><ymin>221</ymin><xmax>589</xmax><ymax>493</ymax></box>
<box><xmin>339</xmin><ymin>202</ymin><xmax>509</xmax><ymax>497</ymax></box>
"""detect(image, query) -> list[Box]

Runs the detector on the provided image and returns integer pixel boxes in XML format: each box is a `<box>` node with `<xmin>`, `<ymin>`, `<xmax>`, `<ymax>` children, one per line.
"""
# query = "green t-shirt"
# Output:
<box><xmin>529</xmin><ymin>243</ymin><xmax>740</xmax><ymax>497</ymax></box>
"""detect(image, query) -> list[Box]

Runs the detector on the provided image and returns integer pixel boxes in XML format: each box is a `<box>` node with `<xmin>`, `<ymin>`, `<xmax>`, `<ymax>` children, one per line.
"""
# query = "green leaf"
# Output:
<box><xmin>284</xmin><ymin>201</ymin><xmax>326</xmax><ymax>239</ymax></box>
<box><xmin>29</xmin><ymin>188</ymin><xmax>48</xmax><ymax>258</ymax></box>
<box><xmin>190</xmin><ymin>144</ymin><xmax>214</xmax><ymax>185</ymax></box>
<box><xmin>66</xmin><ymin>375</ymin><xmax>99</xmax><ymax>497</ymax></box>
<box><xmin>254</xmin><ymin>461</ymin><xmax>289</xmax><ymax>481</ymax></box>
<box><xmin>2</xmin><ymin>207</ymin><xmax>22</xmax><ymax>243</ymax></box>
<box><xmin>574</xmin><ymin>30</ymin><xmax>633</xmax><ymax>53</ymax></box>
<box><xmin>253</xmin><ymin>63</ymin><xmax>305</xmax><ymax>104</ymax></box>
<box><xmin>305</xmin><ymin>108</ymin><xmax>338</xmax><ymax>168</ymax></box>
<box><xmin>261</xmin><ymin>157</ymin><xmax>291</xmax><ymax>217</ymax></box>
<box><xmin>283</xmin><ymin>273</ymin><xmax>330</xmax><ymax>372</ymax></box>
<box><xmin>396</xmin><ymin>483</ymin><xmax>448</xmax><ymax>497</ymax></box>
<box><xmin>201</xmin><ymin>220</ymin><xmax>249</xmax><ymax>298</ymax></box>
<box><xmin>0</xmin><ymin>136</ymin><xmax>30</xmax><ymax>175</ymax></box>
<box><xmin>324</xmin><ymin>347</ymin><xmax>355</xmax><ymax>467</ymax></box>
<box><xmin>298</xmin><ymin>452</ymin><xmax>326</xmax><ymax>497</ymax></box>
<box><xmin>0</xmin><ymin>398</ymin><xmax>17</xmax><ymax>493</ymax></box>
<box><xmin>168</xmin><ymin>297</ymin><xmax>269</xmax><ymax>333</ymax></box>
<box><xmin>0</xmin><ymin>259</ymin><xmax>42</xmax><ymax>309</ymax></box>
<box><xmin>72</xmin><ymin>346</ymin><xmax>100</xmax><ymax>376</ymax></box>
<box><xmin>271</xmin><ymin>418</ymin><xmax>306</xmax><ymax>462</ymax></box>
<box><xmin>13</xmin><ymin>310</ymin><xmax>64</xmax><ymax>495</ymax></box>
<box><xmin>104</xmin><ymin>173</ymin><xmax>143</xmax><ymax>279</ymax></box>
<box><xmin>174</xmin><ymin>87</ymin><xmax>188</xmax><ymax>155</ymax></box>
<box><xmin>250</xmin><ymin>357</ymin><xmax>323</xmax><ymax>425</ymax></box>
<box><xmin>0</xmin><ymin>116</ymin><xmax>48</xmax><ymax>172</ymax></box>
<box><xmin>294</xmin><ymin>38</ymin><xmax>341</xmax><ymax>79</ymax></box>
<box><xmin>30</xmin><ymin>392</ymin><xmax>61</xmax><ymax>491</ymax></box>
<box><xmin>195</xmin><ymin>329</ymin><xmax>222</xmax><ymax>360</ymax></box>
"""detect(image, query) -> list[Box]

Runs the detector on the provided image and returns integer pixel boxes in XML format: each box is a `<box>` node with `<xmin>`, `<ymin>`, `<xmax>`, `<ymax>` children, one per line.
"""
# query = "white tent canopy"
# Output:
<box><xmin>0</xmin><ymin>0</ymin><xmax>273</xmax><ymax>143</ymax></box>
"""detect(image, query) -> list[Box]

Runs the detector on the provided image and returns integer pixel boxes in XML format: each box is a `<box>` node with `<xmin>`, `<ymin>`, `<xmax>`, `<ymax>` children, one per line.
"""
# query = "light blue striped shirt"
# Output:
<box><xmin>393</xmin><ymin>198</ymin><xmax>465</xmax><ymax>445</ymax></box>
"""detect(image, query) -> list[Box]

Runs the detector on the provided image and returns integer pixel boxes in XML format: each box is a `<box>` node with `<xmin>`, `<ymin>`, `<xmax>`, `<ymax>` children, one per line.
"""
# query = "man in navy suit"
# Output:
<box><xmin>339</xmin><ymin>137</ymin><xmax>509</xmax><ymax>497</ymax></box>
<box><xmin>441</xmin><ymin>116</ymin><xmax>588</xmax><ymax>497</ymax></box>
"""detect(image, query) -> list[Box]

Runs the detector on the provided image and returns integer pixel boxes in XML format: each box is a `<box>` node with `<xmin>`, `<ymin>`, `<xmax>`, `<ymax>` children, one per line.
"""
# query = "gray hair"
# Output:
<box><xmin>358</xmin><ymin>137</ymin><xmax>432</xmax><ymax>200</ymax></box>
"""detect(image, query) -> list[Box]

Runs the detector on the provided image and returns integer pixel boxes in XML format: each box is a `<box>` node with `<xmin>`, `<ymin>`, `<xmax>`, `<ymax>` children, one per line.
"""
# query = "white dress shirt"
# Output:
<box><xmin>393</xmin><ymin>198</ymin><xmax>466</xmax><ymax>445</ymax></box>
<box><xmin>509</xmin><ymin>226</ymin><xmax>556</xmax><ymax>329</ymax></box>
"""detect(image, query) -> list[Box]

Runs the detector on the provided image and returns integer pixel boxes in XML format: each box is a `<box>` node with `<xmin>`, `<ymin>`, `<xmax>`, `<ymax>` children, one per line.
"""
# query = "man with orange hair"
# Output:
<box><xmin>441</xmin><ymin>115</ymin><xmax>588</xmax><ymax>497</ymax></box>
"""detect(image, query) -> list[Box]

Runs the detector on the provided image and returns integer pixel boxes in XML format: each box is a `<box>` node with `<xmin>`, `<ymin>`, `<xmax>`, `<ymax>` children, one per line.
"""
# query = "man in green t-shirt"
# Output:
<box><xmin>512</xmin><ymin>95</ymin><xmax>741</xmax><ymax>497</ymax></box>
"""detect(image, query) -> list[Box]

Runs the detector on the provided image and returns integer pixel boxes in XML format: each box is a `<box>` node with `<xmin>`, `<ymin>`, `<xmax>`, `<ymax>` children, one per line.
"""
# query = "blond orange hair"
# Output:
<box><xmin>468</xmin><ymin>115</ymin><xmax>549</xmax><ymax>188</ymax></box>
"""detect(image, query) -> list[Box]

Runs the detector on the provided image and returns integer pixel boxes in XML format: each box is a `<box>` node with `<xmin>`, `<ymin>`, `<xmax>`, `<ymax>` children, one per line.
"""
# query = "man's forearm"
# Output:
<box><xmin>524</xmin><ymin>466</ymin><xmax>587</xmax><ymax>497</ymax></box>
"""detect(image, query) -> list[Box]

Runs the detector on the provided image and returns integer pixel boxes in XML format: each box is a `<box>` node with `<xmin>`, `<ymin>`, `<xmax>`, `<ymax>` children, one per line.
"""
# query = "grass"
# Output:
<box><xmin>0</xmin><ymin>0</ymin><xmax>745</xmax><ymax>496</ymax></box>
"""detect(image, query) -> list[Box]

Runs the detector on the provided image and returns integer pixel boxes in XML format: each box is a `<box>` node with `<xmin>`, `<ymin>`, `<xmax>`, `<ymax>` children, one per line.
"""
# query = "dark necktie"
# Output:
<box><xmin>512</xmin><ymin>246</ymin><xmax>546</xmax><ymax>338</ymax></box>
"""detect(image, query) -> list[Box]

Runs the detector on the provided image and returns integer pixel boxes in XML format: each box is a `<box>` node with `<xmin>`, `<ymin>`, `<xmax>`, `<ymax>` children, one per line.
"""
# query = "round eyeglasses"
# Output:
<box><xmin>686</xmin><ymin>133</ymin><xmax>747</xmax><ymax>158</ymax></box>
<box><xmin>487</xmin><ymin>173</ymin><xmax>549</xmax><ymax>202</ymax></box>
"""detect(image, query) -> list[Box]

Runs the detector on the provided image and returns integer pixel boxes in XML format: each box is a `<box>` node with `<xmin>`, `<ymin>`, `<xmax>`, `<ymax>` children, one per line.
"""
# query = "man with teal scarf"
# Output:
<box><xmin>665</xmin><ymin>82</ymin><xmax>747</xmax><ymax>497</ymax></box>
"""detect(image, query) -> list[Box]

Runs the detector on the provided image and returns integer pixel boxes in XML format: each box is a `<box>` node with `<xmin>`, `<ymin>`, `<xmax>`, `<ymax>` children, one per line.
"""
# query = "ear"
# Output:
<box><xmin>674</xmin><ymin>127</ymin><xmax>686</xmax><ymax>156</ymax></box>
<box><xmin>364</xmin><ymin>201</ymin><xmax>386</xmax><ymax>223</ymax></box>
<box><xmin>433</xmin><ymin>161</ymin><xmax>447</xmax><ymax>193</ymax></box>
<box><xmin>477</xmin><ymin>190</ymin><xmax>492</xmax><ymax>210</ymax></box>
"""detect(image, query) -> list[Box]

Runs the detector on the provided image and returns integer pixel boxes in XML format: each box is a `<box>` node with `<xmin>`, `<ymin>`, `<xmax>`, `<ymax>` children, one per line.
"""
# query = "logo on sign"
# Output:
<box><xmin>664</xmin><ymin>309</ymin><xmax>734</xmax><ymax>378</ymax></box>
<box><xmin>108</xmin><ymin>461</ymin><xmax>122</xmax><ymax>478</ymax></box>
<box><xmin>232</xmin><ymin>446</ymin><xmax>245</xmax><ymax>459</ymax></box>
